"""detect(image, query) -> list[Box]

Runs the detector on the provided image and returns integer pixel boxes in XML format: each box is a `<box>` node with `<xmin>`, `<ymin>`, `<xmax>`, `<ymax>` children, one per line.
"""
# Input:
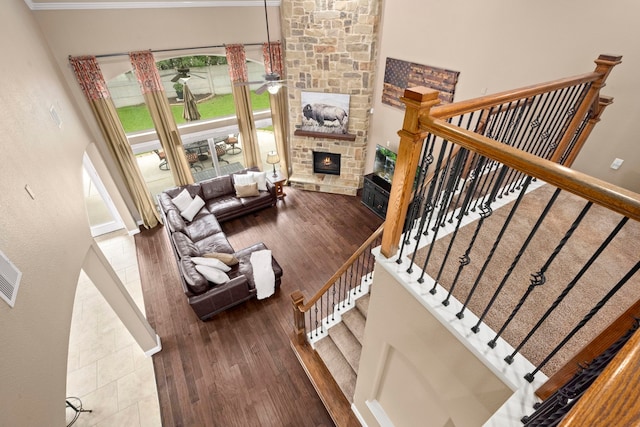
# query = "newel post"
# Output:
<box><xmin>562</xmin><ymin>96</ymin><xmax>614</xmax><ymax>167</ymax></box>
<box><xmin>551</xmin><ymin>54</ymin><xmax>622</xmax><ymax>164</ymax></box>
<box><xmin>291</xmin><ymin>290</ymin><xmax>306</xmax><ymax>344</ymax></box>
<box><xmin>380</xmin><ymin>87</ymin><xmax>441</xmax><ymax>258</ymax></box>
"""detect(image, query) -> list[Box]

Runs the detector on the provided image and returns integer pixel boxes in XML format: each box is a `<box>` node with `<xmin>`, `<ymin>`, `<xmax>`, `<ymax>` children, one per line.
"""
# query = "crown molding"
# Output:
<box><xmin>24</xmin><ymin>0</ymin><xmax>279</xmax><ymax>10</ymax></box>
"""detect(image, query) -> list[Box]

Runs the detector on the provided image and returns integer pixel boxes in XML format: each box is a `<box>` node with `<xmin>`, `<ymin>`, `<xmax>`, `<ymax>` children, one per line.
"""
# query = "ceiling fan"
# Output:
<box><xmin>236</xmin><ymin>0</ymin><xmax>284</xmax><ymax>95</ymax></box>
<box><xmin>168</xmin><ymin>67</ymin><xmax>206</xmax><ymax>83</ymax></box>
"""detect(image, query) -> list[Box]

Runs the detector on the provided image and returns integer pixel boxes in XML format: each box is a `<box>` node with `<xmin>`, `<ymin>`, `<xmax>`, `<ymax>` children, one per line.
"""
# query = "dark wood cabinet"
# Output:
<box><xmin>362</xmin><ymin>173</ymin><xmax>391</xmax><ymax>219</ymax></box>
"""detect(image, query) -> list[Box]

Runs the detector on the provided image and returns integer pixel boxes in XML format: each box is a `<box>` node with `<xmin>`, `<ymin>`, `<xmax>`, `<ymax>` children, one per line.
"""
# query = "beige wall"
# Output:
<box><xmin>0</xmin><ymin>2</ymin><xmax>156</xmax><ymax>425</ymax></box>
<box><xmin>353</xmin><ymin>265</ymin><xmax>513</xmax><ymax>426</ymax></box>
<box><xmin>33</xmin><ymin>5</ymin><xmax>281</xmax><ymax>216</ymax></box>
<box><xmin>368</xmin><ymin>0</ymin><xmax>640</xmax><ymax>193</ymax></box>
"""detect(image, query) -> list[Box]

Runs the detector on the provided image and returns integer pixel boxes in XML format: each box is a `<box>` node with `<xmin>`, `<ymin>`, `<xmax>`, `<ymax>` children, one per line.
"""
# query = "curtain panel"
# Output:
<box><xmin>69</xmin><ymin>55</ymin><xmax>160</xmax><ymax>229</ymax></box>
<box><xmin>263</xmin><ymin>42</ymin><xmax>289</xmax><ymax>178</ymax></box>
<box><xmin>129</xmin><ymin>50</ymin><xmax>193</xmax><ymax>186</ymax></box>
<box><xmin>225</xmin><ymin>44</ymin><xmax>260</xmax><ymax>168</ymax></box>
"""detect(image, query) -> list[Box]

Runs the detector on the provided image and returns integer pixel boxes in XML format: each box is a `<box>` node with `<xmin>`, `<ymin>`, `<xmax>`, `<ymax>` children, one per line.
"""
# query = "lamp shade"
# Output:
<box><xmin>267</xmin><ymin>82</ymin><xmax>281</xmax><ymax>95</ymax></box>
<box><xmin>266</xmin><ymin>151</ymin><xmax>280</xmax><ymax>165</ymax></box>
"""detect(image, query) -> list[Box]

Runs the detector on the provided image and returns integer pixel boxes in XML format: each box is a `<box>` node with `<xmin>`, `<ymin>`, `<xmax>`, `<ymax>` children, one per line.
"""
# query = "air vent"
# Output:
<box><xmin>0</xmin><ymin>250</ymin><xmax>21</xmax><ymax>308</ymax></box>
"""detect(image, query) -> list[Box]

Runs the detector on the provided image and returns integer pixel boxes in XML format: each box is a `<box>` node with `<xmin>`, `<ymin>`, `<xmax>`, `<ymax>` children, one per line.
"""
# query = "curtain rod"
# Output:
<box><xmin>88</xmin><ymin>42</ymin><xmax>265</xmax><ymax>59</ymax></box>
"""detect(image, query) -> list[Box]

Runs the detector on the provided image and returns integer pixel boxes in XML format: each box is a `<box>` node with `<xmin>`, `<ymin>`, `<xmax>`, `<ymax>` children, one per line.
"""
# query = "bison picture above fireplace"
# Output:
<box><xmin>313</xmin><ymin>151</ymin><xmax>341</xmax><ymax>176</ymax></box>
<box><xmin>301</xmin><ymin>91</ymin><xmax>350</xmax><ymax>135</ymax></box>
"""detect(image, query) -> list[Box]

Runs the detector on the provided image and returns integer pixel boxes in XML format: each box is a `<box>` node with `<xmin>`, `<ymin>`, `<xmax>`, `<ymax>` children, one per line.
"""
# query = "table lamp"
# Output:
<box><xmin>266</xmin><ymin>151</ymin><xmax>280</xmax><ymax>177</ymax></box>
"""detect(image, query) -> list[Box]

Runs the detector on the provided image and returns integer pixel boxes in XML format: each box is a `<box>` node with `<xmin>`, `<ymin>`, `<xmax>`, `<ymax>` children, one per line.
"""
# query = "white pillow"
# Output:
<box><xmin>195</xmin><ymin>265</ymin><xmax>230</xmax><ymax>285</ymax></box>
<box><xmin>191</xmin><ymin>257</ymin><xmax>231</xmax><ymax>272</ymax></box>
<box><xmin>172</xmin><ymin>188</ymin><xmax>193</xmax><ymax>212</ymax></box>
<box><xmin>180</xmin><ymin>195</ymin><xmax>205</xmax><ymax>221</ymax></box>
<box><xmin>233</xmin><ymin>173</ymin><xmax>255</xmax><ymax>186</ymax></box>
<box><xmin>248</xmin><ymin>170</ymin><xmax>268</xmax><ymax>191</ymax></box>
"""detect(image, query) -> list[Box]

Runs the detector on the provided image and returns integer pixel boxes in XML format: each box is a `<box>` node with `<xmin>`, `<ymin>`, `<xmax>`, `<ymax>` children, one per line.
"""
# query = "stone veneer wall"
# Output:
<box><xmin>281</xmin><ymin>0</ymin><xmax>381</xmax><ymax>195</ymax></box>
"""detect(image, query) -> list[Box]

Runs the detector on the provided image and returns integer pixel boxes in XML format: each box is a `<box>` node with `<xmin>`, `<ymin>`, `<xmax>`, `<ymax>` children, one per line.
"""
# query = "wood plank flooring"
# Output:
<box><xmin>135</xmin><ymin>186</ymin><xmax>383</xmax><ymax>427</ymax></box>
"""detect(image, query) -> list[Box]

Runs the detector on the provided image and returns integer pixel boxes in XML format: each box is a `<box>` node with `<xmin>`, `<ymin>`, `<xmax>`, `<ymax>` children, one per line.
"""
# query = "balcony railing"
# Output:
<box><xmin>381</xmin><ymin>54</ymin><xmax>640</xmax><ymax>424</ymax></box>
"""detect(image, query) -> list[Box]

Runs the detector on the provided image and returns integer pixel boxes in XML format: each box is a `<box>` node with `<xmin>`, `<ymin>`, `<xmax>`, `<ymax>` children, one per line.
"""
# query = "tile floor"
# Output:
<box><xmin>66</xmin><ymin>230</ymin><xmax>161</xmax><ymax>427</ymax></box>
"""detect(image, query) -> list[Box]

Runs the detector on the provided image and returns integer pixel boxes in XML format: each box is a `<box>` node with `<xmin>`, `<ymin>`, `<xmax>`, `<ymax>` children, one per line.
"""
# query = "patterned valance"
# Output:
<box><xmin>69</xmin><ymin>56</ymin><xmax>111</xmax><ymax>101</ymax></box>
<box><xmin>262</xmin><ymin>42</ymin><xmax>283</xmax><ymax>76</ymax></box>
<box><xmin>225</xmin><ymin>44</ymin><xmax>248</xmax><ymax>83</ymax></box>
<box><xmin>129</xmin><ymin>50</ymin><xmax>164</xmax><ymax>94</ymax></box>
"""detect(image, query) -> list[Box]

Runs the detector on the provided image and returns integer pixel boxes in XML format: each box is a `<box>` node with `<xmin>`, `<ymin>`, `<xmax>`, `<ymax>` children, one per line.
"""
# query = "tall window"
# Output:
<box><xmin>107</xmin><ymin>55</ymin><xmax>270</xmax><ymax>134</ymax></box>
<box><xmin>105</xmin><ymin>55</ymin><xmax>273</xmax><ymax>194</ymax></box>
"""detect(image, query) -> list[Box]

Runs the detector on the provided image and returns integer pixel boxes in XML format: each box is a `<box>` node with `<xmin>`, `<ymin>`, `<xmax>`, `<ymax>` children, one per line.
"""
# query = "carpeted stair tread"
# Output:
<box><xmin>342</xmin><ymin>307</ymin><xmax>366</xmax><ymax>346</ymax></box>
<box><xmin>329</xmin><ymin>322</ymin><xmax>362</xmax><ymax>373</ymax></box>
<box><xmin>315</xmin><ymin>336</ymin><xmax>357</xmax><ymax>402</ymax></box>
<box><xmin>356</xmin><ymin>293</ymin><xmax>370</xmax><ymax>319</ymax></box>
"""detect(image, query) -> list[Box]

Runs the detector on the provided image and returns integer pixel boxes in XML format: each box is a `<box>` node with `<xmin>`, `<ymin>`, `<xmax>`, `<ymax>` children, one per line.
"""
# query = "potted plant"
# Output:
<box><xmin>173</xmin><ymin>82</ymin><xmax>184</xmax><ymax>100</ymax></box>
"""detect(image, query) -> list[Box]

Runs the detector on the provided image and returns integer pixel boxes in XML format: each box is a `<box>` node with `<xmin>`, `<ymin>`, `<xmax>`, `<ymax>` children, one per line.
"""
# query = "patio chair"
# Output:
<box><xmin>154</xmin><ymin>150</ymin><xmax>169</xmax><ymax>170</ymax></box>
<box><xmin>185</xmin><ymin>152</ymin><xmax>203</xmax><ymax>171</ymax></box>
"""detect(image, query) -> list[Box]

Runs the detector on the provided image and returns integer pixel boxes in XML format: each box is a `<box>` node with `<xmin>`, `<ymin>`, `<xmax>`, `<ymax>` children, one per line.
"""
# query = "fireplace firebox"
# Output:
<box><xmin>313</xmin><ymin>151</ymin><xmax>341</xmax><ymax>176</ymax></box>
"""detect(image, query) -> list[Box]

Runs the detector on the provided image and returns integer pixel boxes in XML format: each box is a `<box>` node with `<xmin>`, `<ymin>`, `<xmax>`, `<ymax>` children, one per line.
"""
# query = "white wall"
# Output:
<box><xmin>368</xmin><ymin>0</ymin><xmax>640</xmax><ymax>192</ymax></box>
<box><xmin>32</xmin><ymin>5</ymin><xmax>281</xmax><ymax>215</ymax></box>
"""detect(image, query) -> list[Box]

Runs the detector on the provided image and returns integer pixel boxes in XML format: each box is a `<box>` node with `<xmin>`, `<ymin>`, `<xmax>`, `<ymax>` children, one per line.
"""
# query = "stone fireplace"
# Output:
<box><xmin>282</xmin><ymin>0</ymin><xmax>381</xmax><ymax>196</ymax></box>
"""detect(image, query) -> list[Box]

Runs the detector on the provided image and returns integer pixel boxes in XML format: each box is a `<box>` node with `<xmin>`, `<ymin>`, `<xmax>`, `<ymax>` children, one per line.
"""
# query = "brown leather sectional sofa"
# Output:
<box><xmin>158</xmin><ymin>167</ymin><xmax>283</xmax><ymax>320</ymax></box>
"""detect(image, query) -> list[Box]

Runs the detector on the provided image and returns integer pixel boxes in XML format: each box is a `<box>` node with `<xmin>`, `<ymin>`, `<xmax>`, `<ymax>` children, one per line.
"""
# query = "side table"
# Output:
<box><xmin>267</xmin><ymin>171</ymin><xmax>287</xmax><ymax>201</ymax></box>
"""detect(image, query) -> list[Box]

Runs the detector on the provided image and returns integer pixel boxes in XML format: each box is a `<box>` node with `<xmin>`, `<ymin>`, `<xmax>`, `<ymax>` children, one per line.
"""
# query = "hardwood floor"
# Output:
<box><xmin>135</xmin><ymin>186</ymin><xmax>383</xmax><ymax>427</ymax></box>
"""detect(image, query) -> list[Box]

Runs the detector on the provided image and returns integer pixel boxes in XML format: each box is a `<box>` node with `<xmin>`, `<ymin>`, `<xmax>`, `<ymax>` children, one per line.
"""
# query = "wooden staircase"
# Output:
<box><xmin>314</xmin><ymin>294</ymin><xmax>370</xmax><ymax>403</ymax></box>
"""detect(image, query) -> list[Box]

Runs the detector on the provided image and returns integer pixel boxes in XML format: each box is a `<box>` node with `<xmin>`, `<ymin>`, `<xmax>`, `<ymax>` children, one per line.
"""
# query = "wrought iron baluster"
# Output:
<box><xmin>330</xmin><ymin>281</ymin><xmax>337</xmax><ymax>321</ymax></box>
<box><xmin>559</xmin><ymin>108</ymin><xmax>592</xmax><ymax>166</ymax></box>
<box><xmin>500</xmin><ymin>200</ymin><xmax>593</xmax><ymax>363</ymax></box>
<box><xmin>447</xmin><ymin>166</ymin><xmax>509</xmax><ymax>317</ymax></box>
<box><xmin>469</xmin><ymin>176</ymin><xmax>533</xmax><ymax>332</ymax></box>
<box><xmin>525</xmin><ymin>260</ymin><xmax>640</xmax><ymax>382</ymax></box>
<box><xmin>486</xmin><ymin>188</ymin><xmax>562</xmax><ymax>347</ymax></box>
<box><xmin>313</xmin><ymin>303</ymin><xmax>319</xmax><ymax>337</ymax></box>
<box><xmin>522</xmin><ymin>320</ymin><xmax>639</xmax><ymax>425</ymax></box>
<box><xmin>430</xmin><ymin>154</ymin><xmax>482</xmax><ymax>298</ymax></box>
<box><xmin>506</xmin><ymin>217</ymin><xmax>629</xmax><ymax>362</ymax></box>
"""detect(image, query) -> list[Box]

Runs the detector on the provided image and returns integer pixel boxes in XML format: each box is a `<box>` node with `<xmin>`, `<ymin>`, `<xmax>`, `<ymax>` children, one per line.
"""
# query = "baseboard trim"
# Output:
<box><xmin>352</xmin><ymin>403</ymin><xmax>369</xmax><ymax>427</ymax></box>
<box><xmin>144</xmin><ymin>334</ymin><xmax>162</xmax><ymax>357</ymax></box>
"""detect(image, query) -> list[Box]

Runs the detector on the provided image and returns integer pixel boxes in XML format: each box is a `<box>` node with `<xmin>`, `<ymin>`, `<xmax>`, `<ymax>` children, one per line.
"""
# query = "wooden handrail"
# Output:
<box><xmin>292</xmin><ymin>223</ymin><xmax>385</xmax><ymax>314</ymax></box>
<box><xmin>424</xmin><ymin>116</ymin><xmax>640</xmax><ymax>222</ymax></box>
<box><xmin>537</xmin><ymin>298</ymin><xmax>640</xmax><ymax>400</ymax></box>
<box><xmin>430</xmin><ymin>54</ymin><xmax>622</xmax><ymax>120</ymax></box>
<box><xmin>559</xmin><ymin>326</ymin><xmax>640</xmax><ymax>426</ymax></box>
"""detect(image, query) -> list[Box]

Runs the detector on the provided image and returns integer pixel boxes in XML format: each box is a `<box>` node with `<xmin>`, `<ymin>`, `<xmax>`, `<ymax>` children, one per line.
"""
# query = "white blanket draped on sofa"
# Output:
<box><xmin>250</xmin><ymin>249</ymin><xmax>275</xmax><ymax>299</ymax></box>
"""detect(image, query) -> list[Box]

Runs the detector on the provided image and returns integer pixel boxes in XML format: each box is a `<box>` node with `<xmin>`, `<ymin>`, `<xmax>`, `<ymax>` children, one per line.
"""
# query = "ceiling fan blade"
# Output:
<box><xmin>234</xmin><ymin>81</ymin><xmax>266</xmax><ymax>86</ymax></box>
<box><xmin>255</xmin><ymin>84</ymin><xmax>268</xmax><ymax>95</ymax></box>
<box><xmin>171</xmin><ymin>74</ymin><xmax>180</xmax><ymax>83</ymax></box>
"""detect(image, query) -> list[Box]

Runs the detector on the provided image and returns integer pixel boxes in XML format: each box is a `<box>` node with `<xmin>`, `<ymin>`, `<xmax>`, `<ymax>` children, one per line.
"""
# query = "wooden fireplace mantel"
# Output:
<box><xmin>294</xmin><ymin>129</ymin><xmax>357</xmax><ymax>141</ymax></box>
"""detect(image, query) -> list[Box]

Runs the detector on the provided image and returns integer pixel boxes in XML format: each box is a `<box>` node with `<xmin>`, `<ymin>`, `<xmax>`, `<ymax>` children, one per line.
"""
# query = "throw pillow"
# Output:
<box><xmin>195</xmin><ymin>265</ymin><xmax>230</xmax><ymax>285</ymax></box>
<box><xmin>172</xmin><ymin>188</ymin><xmax>193</xmax><ymax>212</ymax></box>
<box><xmin>191</xmin><ymin>256</ymin><xmax>232</xmax><ymax>272</ymax></box>
<box><xmin>180</xmin><ymin>195</ymin><xmax>205</xmax><ymax>221</ymax></box>
<box><xmin>203</xmin><ymin>252</ymin><xmax>240</xmax><ymax>266</ymax></box>
<box><xmin>235</xmin><ymin>182</ymin><xmax>259</xmax><ymax>198</ymax></box>
<box><xmin>248</xmin><ymin>170</ymin><xmax>268</xmax><ymax>191</ymax></box>
<box><xmin>233</xmin><ymin>173</ymin><xmax>255</xmax><ymax>186</ymax></box>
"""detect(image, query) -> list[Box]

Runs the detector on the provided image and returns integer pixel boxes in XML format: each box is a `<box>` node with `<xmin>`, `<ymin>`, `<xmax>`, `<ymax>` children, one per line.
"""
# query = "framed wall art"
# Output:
<box><xmin>382</xmin><ymin>57</ymin><xmax>460</xmax><ymax>110</ymax></box>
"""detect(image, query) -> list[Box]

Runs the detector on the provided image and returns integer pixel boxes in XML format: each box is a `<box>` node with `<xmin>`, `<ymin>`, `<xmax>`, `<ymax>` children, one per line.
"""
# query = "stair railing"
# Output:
<box><xmin>382</xmin><ymin>54</ymin><xmax>624</xmax><ymax>258</ymax></box>
<box><xmin>378</xmin><ymin>53</ymin><xmax>640</xmax><ymax>424</ymax></box>
<box><xmin>291</xmin><ymin>224</ymin><xmax>384</xmax><ymax>345</ymax></box>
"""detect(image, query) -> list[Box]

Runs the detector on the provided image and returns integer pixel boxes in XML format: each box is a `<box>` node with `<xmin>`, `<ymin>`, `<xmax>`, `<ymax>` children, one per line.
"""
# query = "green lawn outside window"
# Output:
<box><xmin>117</xmin><ymin>91</ymin><xmax>271</xmax><ymax>133</ymax></box>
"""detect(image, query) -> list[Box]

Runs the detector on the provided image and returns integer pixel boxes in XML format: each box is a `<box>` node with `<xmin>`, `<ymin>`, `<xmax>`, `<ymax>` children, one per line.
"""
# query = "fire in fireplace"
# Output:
<box><xmin>313</xmin><ymin>151</ymin><xmax>341</xmax><ymax>176</ymax></box>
